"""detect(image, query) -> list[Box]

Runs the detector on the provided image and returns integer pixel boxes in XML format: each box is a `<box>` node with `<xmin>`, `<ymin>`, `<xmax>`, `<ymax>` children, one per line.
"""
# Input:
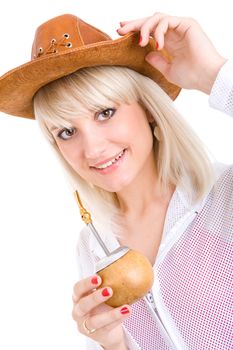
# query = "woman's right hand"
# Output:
<box><xmin>117</xmin><ymin>13</ymin><xmax>227</xmax><ymax>94</ymax></box>
<box><xmin>72</xmin><ymin>275</ymin><xmax>131</xmax><ymax>349</ymax></box>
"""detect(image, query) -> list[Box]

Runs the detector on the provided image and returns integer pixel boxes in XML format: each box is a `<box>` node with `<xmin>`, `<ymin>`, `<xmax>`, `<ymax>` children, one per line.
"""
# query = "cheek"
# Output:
<box><xmin>112</xmin><ymin>118</ymin><xmax>146</xmax><ymax>141</ymax></box>
<box><xmin>129</xmin><ymin>119</ymin><xmax>154</xmax><ymax>143</ymax></box>
<box><xmin>56</xmin><ymin>142</ymin><xmax>82</xmax><ymax>169</ymax></box>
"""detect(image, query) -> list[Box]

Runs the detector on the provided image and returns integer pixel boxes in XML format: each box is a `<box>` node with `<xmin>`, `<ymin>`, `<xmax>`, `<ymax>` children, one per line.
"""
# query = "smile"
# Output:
<box><xmin>91</xmin><ymin>149</ymin><xmax>127</xmax><ymax>174</ymax></box>
<box><xmin>94</xmin><ymin>149</ymin><xmax>125</xmax><ymax>169</ymax></box>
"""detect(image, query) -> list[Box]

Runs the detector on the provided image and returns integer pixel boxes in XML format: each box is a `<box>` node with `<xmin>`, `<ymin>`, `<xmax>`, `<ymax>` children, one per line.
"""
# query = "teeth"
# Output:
<box><xmin>94</xmin><ymin>149</ymin><xmax>125</xmax><ymax>169</ymax></box>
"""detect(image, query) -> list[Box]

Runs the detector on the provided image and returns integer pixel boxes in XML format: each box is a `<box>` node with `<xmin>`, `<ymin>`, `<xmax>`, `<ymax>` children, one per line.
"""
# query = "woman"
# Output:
<box><xmin>0</xmin><ymin>12</ymin><xmax>232</xmax><ymax>350</ymax></box>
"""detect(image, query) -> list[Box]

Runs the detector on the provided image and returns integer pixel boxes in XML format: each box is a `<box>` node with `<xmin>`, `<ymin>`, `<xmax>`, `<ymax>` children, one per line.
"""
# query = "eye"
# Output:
<box><xmin>96</xmin><ymin>108</ymin><xmax>116</xmax><ymax>121</ymax></box>
<box><xmin>57</xmin><ymin>127</ymin><xmax>76</xmax><ymax>140</ymax></box>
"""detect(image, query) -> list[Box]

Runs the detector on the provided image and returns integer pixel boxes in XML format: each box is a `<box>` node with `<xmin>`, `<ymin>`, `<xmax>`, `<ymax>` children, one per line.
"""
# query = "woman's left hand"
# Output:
<box><xmin>117</xmin><ymin>13</ymin><xmax>227</xmax><ymax>94</ymax></box>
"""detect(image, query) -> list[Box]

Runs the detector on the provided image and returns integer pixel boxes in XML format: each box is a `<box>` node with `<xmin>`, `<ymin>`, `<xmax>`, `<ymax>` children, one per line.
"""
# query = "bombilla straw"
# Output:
<box><xmin>74</xmin><ymin>191</ymin><xmax>111</xmax><ymax>256</ymax></box>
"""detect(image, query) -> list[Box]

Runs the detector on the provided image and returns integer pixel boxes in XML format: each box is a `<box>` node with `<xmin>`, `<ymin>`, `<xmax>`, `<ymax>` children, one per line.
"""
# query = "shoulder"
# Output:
<box><xmin>205</xmin><ymin>162</ymin><xmax>233</xmax><ymax>221</ymax></box>
<box><xmin>191</xmin><ymin>162</ymin><xmax>233</xmax><ymax>241</ymax></box>
<box><xmin>212</xmin><ymin>162</ymin><xmax>233</xmax><ymax>193</ymax></box>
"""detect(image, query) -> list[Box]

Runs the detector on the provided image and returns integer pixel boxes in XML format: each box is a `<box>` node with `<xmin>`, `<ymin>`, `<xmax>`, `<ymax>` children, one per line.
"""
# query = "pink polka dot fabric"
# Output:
<box><xmin>121</xmin><ymin>165</ymin><xmax>233</xmax><ymax>349</ymax></box>
<box><xmin>123</xmin><ymin>298</ymin><xmax>171</xmax><ymax>349</ymax></box>
<box><xmin>77</xmin><ymin>165</ymin><xmax>233</xmax><ymax>349</ymax></box>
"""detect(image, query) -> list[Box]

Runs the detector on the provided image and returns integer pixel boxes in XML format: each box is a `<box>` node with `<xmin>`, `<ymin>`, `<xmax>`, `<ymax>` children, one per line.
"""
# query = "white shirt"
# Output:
<box><xmin>76</xmin><ymin>59</ymin><xmax>233</xmax><ymax>350</ymax></box>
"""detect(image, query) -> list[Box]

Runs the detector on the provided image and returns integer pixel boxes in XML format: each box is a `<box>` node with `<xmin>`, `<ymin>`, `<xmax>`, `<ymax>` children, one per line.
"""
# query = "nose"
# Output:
<box><xmin>82</xmin><ymin>130</ymin><xmax>107</xmax><ymax>161</ymax></box>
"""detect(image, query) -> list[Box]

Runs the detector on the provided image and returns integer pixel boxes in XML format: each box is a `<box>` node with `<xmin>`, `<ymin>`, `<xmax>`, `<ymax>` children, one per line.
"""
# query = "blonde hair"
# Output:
<box><xmin>33</xmin><ymin>66</ymin><xmax>214</xmax><ymax>238</ymax></box>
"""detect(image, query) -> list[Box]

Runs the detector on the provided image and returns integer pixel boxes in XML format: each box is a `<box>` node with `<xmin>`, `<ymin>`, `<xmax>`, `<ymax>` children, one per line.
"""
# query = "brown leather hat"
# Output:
<box><xmin>0</xmin><ymin>14</ymin><xmax>181</xmax><ymax>119</ymax></box>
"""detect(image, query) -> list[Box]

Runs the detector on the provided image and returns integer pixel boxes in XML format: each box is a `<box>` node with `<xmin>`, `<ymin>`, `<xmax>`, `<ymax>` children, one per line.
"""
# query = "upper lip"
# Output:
<box><xmin>90</xmin><ymin>149</ymin><xmax>125</xmax><ymax>167</ymax></box>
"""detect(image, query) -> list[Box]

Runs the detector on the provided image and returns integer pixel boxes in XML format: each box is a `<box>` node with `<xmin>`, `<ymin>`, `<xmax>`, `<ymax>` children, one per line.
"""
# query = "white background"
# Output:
<box><xmin>0</xmin><ymin>1</ymin><xmax>232</xmax><ymax>349</ymax></box>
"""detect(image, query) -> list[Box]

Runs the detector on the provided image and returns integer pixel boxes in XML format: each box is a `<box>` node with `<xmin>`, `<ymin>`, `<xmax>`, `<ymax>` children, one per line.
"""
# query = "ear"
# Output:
<box><xmin>138</xmin><ymin>101</ymin><xmax>155</xmax><ymax>123</ymax></box>
<box><xmin>146</xmin><ymin>110</ymin><xmax>155</xmax><ymax>123</ymax></box>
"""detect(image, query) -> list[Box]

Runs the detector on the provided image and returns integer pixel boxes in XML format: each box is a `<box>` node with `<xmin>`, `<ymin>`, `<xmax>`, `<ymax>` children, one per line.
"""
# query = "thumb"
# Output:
<box><xmin>145</xmin><ymin>52</ymin><xmax>170</xmax><ymax>76</ymax></box>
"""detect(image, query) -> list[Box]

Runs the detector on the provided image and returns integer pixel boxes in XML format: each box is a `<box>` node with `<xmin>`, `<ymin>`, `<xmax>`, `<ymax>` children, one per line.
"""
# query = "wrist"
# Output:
<box><xmin>102</xmin><ymin>342</ymin><xmax>128</xmax><ymax>350</ymax></box>
<box><xmin>198</xmin><ymin>56</ymin><xmax>227</xmax><ymax>95</ymax></box>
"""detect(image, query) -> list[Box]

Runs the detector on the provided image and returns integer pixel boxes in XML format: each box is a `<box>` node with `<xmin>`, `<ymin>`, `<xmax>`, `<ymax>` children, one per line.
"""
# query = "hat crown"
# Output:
<box><xmin>31</xmin><ymin>14</ymin><xmax>111</xmax><ymax>59</ymax></box>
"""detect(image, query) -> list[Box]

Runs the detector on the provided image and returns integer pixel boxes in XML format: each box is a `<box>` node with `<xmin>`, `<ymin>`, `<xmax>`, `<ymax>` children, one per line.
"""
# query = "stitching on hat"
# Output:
<box><xmin>76</xmin><ymin>20</ymin><xmax>84</xmax><ymax>46</ymax></box>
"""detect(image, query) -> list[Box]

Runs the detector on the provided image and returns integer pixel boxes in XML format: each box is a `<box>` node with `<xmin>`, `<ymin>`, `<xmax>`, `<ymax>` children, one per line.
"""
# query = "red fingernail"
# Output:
<box><xmin>102</xmin><ymin>288</ymin><xmax>110</xmax><ymax>297</ymax></box>
<box><xmin>120</xmin><ymin>306</ymin><xmax>130</xmax><ymax>315</ymax></box>
<box><xmin>139</xmin><ymin>35</ymin><xmax>143</xmax><ymax>45</ymax></box>
<box><xmin>156</xmin><ymin>41</ymin><xmax>159</xmax><ymax>50</ymax></box>
<box><xmin>91</xmin><ymin>276</ymin><xmax>99</xmax><ymax>285</ymax></box>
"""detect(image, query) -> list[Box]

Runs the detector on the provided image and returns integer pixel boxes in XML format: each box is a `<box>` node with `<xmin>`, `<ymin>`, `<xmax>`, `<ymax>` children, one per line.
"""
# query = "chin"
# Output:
<box><xmin>98</xmin><ymin>178</ymin><xmax>133</xmax><ymax>193</ymax></box>
<box><xmin>97</xmin><ymin>184</ymin><xmax>122</xmax><ymax>193</ymax></box>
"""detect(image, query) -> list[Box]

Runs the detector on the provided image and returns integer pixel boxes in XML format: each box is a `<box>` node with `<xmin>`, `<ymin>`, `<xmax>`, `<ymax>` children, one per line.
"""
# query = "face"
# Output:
<box><xmin>49</xmin><ymin>101</ymin><xmax>155</xmax><ymax>193</ymax></box>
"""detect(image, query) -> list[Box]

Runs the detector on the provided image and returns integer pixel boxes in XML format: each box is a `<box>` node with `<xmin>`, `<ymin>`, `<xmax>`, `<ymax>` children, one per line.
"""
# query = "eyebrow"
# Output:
<box><xmin>49</xmin><ymin>124</ymin><xmax>76</xmax><ymax>133</ymax></box>
<box><xmin>48</xmin><ymin>110</ymin><xmax>98</xmax><ymax>133</ymax></box>
<box><xmin>49</xmin><ymin>126</ymin><xmax>59</xmax><ymax>132</ymax></box>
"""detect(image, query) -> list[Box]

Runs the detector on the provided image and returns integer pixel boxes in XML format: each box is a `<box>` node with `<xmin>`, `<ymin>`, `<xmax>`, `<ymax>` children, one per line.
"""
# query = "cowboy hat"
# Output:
<box><xmin>0</xmin><ymin>13</ymin><xmax>181</xmax><ymax>119</ymax></box>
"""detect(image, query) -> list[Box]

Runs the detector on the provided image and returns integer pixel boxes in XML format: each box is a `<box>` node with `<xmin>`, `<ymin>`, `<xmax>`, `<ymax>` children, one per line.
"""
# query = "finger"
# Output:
<box><xmin>116</xmin><ymin>17</ymin><xmax>150</xmax><ymax>35</ymax></box>
<box><xmin>139</xmin><ymin>13</ymin><xmax>165</xmax><ymax>47</ymax></box>
<box><xmin>153</xmin><ymin>16</ymin><xmax>182</xmax><ymax>49</ymax></box>
<box><xmin>119</xmin><ymin>21</ymin><xmax>131</xmax><ymax>27</ymax></box>
<box><xmin>72</xmin><ymin>287</ymin><xmax>113</xmax><ymax>319</ymax></box>
<box><xmin>73</xmin><ymin>275</ymin><xmax>102</xmax><ymax>303</ymax></box>
<box><xmin>78</xmin><ymin>304</ymin><xmax>131</xmax><ymax>335</ymax></box>
<box><xmin>145</xmin><ymin>52</ymin><xmax>171</xmax><ymax>77</ymax></box>
<box><xmin>99</xmin><ymin>305</ymin><xmax>132</xmax><ymax>332</ymax></box>
<box><xmin>118</xmin><ymin>11</ymin><xmax>166</xmax><ymax>32</ymax></box>
<box><xmin>152</xmin><ymin>18</ymin><xmax>169</xmax><ymax>49</ymax></box>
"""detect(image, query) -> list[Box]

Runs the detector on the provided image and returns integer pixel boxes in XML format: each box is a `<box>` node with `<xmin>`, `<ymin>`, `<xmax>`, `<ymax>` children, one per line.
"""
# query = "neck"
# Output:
<box><xmin>115</xmin><ymin>152</ymin><xmax>174</xmax><ymax>218</ymax></box>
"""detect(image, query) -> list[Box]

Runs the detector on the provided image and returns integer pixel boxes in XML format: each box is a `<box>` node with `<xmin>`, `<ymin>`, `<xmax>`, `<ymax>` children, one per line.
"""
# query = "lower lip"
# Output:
<box><xmin>91</xmin><ymin>149</ymin><xmax>127</xmax><ymax>175</ymax></box>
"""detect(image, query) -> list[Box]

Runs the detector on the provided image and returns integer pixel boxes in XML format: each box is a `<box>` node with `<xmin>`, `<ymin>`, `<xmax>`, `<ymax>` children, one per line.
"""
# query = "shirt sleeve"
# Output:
<box><xmin>208</xmin><ymin>59</ymin><xmax>233</xmax><ymax>117</ymax></box>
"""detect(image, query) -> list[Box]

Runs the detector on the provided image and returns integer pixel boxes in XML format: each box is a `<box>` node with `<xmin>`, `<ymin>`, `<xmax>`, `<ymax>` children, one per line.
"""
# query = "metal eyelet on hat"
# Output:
<box><xmin>37</xmin><ymin>47</ymin><xmax>44</xmax><ymax>57</ymax></box>
<box><xmin>36</xmin><ymin>33</ymin><xmax>72</xmax><ymax>57</ymax></box>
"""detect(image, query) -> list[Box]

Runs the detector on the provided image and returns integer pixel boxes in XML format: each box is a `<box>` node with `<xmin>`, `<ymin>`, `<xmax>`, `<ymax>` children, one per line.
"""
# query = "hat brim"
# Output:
<box><xmin>0</xmin><ymin>32</ymin><xmax>181</xmax><ymax>119</ymax></box>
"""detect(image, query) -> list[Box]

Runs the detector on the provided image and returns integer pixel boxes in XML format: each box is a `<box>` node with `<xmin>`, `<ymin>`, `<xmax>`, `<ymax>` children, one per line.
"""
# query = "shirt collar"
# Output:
<box><xmin>88</xmin><ymin>184</ymin><xmax>211</xmax><ymax>261</ymax></box>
